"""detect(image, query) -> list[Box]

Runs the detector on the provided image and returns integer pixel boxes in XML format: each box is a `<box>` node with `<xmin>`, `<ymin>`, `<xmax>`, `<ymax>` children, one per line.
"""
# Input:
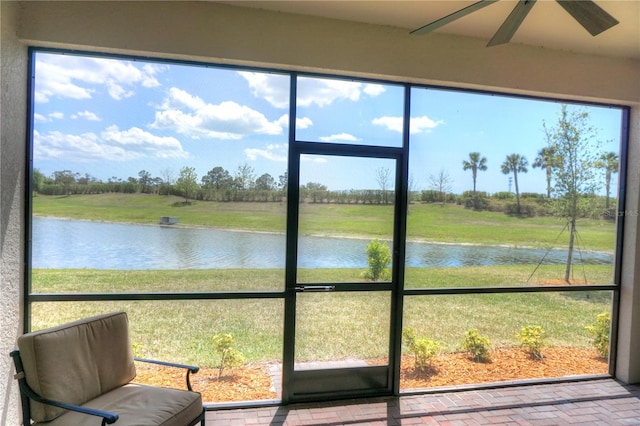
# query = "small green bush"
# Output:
<box><xmin>131</xmin><ymin>342</ymin><xmax>146</xmax><ymax>358</ymax></box>
<box><xmin>402</xmin><ymin>328</ymin><xmax>442</xmax><ymax>371</ymax></box>
<box><xmin>461</xmin><ymin>329</ymin><xmax>492</xmax><ymax>363</ymax></box>
<box><xmin>362</xmin><ymin>239</ymin><xmax>391</xmax><ymax>281</ymax></box>
<box><xmin>517</xmin><ymin>325</ymin><xmax>545</xmax><ymax>360</ymax></box>
<box><xmin>212</xmin><ymin>333</ymin><xmax>246</xmax><ymax>380</ymax></box>
<box><xmin>586</xmin><ymin>311</ymin><xmax>611</xmax><ymax>359</ymax></box>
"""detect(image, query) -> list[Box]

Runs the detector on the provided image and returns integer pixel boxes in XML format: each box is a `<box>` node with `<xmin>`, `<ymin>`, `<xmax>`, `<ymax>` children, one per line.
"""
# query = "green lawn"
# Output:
<box><xmin>31</xmin><ymin>267</ymin><xmax>612</xmax><ymax>367</ymax></box>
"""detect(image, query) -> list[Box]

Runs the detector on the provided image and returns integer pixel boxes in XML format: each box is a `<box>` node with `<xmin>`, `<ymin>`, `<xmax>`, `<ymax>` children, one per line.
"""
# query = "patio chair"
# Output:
<box><xmin>10</xmin><ymin>311</ymin><xmax>205</xmax><ymax>425</ymax></box>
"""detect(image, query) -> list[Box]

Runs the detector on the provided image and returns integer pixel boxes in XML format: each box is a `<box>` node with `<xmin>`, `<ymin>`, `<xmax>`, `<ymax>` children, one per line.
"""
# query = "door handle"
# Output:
<box><xmin>295</xmin><ymin>285</ymin><xmax>336</xmax><ymax>292</ymax></box>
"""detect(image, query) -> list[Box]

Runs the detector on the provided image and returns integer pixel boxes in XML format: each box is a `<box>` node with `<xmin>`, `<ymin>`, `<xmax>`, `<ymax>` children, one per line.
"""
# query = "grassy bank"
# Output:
<box><xmin>32</xmin><ymin>193</ymin><xmax>617</xmax><ymax>251</ymax></box>
<box><xmin>32</xmin><ymin>267</ymin><xmax>611</xmax><ymax>367</ymax></box>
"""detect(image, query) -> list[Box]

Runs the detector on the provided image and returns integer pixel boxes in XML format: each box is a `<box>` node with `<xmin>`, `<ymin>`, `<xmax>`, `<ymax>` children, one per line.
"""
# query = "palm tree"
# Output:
<box><xmin>462</xmin><ymin>152</ymin><xmax>488</xmax><ymax>194</ymax></box>
<box><xmin>532</xmin><ymin>146</ymin><xmax>558</xmax><ymax>198</ymax></box>
<box><xmin>596</xmin><ymin>152</ymin><xmax>619</xmax><ymax>210</ymax></box>
<box><xmin>501</xmin><ymin>154</ymin><xmax>528</xmax><ymax>213</ymax></box>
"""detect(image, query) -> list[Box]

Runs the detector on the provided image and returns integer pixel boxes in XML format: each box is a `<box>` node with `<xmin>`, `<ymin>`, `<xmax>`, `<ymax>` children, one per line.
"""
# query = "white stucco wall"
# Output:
<box><xmin>0</xmin><ymin>2</ymin><xmax>27</xmax><ymax>425</ymax></box>
<box><xmin>1</xmin><ymin>2</ymin><xmax>638</xmax><ymax>423</ymax></box>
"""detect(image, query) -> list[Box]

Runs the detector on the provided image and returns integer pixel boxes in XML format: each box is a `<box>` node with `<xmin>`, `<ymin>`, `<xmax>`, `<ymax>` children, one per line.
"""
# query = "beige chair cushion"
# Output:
<box><xmin>17</xmin><ymin>311</ymin><xmax>136</xmax><ymax>423</ymax></box>
<box><xmin>41</xmin><ymin>383</ymin><xmax>203</xmax><ymax>426</ymax></box>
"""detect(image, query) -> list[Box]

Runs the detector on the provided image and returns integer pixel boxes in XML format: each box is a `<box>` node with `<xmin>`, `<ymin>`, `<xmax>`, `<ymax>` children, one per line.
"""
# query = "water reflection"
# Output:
<box><xmin>32</xmin><ymin>217</ymin><xmax>612</xmax><ymax>270</ymax></box>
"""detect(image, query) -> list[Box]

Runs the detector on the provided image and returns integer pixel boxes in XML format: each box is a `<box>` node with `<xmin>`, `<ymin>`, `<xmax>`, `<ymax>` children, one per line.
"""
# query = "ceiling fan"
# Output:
<box><xmin>411</xmin><ymin>0</ymin><xmax>619</xmax><ymax>47</ymax></box>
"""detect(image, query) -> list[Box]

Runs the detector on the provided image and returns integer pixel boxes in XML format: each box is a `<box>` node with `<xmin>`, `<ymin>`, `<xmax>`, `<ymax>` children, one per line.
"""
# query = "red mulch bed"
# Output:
<box><xmin>133</xmin><ymin>347</ymin><xmax>607</xmax><ymax>403</ymax></box>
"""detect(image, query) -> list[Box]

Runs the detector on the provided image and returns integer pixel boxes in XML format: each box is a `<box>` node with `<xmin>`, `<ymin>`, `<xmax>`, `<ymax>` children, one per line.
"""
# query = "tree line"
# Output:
<box><xmin>429</xmin><ymin>106</ymin><xmax>619</xmax><ymax>220</ymax></box>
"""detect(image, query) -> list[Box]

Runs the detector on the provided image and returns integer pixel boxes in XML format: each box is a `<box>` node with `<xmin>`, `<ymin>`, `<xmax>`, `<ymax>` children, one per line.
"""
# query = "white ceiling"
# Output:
<box><xmin>220</xmin><ymin>1</ymin><xmax>640</xmax><ymax>59</ymax></box>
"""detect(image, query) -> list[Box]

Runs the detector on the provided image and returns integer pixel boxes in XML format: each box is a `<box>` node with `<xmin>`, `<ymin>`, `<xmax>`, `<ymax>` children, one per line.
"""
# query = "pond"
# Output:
<box><xmin>32</xmin><ymin>217</ymin><xmax>613</xmax><ymax>270</ymax></box>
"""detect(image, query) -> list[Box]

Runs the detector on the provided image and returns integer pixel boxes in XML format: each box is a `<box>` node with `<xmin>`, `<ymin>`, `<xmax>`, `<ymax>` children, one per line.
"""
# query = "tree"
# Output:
<box><xmin>278</xmin><ymin>171</ymin><xmax>288</xmax><ymax>193</ymax></box>
<box><xmin>53</xmin><ymin>170</ymin><xmax>78</xmax><ymax>195</ymax></box>
<box><xmin>255</xmin><ymin>173</ymin><xmax>276</xmax><ymax>191</ymax></box>
<box><xmin>159</xmin><ymin>168</ymin><xmax>175</xmax><ymax>185</ymax></box>
<box><xmin>375</xmin><ymin>167</ymin><xmax>392</xmax><ymax>204</ymax></box>
<box><xmin>234</xmin><ymin>163</ymin><xmax>255</xmax><ymax>191</ymax></box>
<box><xmin>32</xmin><ymin>168</ymin><xmax>45</xmax><ymax>194</ymax></box>
<box><xmin>138</xmin><ymin>170</ymin><xmax>152</xmax><ymax>193</ymax></box>
<box><xmin>302</xmin><ymin>182</ymin><xmax>327</xmax><ymax>203</ymax></box>
<box><xmin>532</xmin><ymin>146</ymin><xmax>559</xmax><ymax>198</ymax></box>
<box><xmin>201</xmin><ymin>166</ymin><xmax>233</xmax><ymax>190</ymax></box>
<box><xmin>362</xmin><ymin>239</ymin><xmax>391</xmax><ymax>281</ymax></box>
<box><xmin>175</xmin><ymin>166</ymin><xmax>199</xmax><ymax>203</ymax></box>
<box><xmin>595</xmin><ymin>151</ymin><xmax>619</xmax><ymax>210</ymax></box>
<box><xmin>501</xmin><ymin>154</ymin><xmax>528</xmax><ymax>214</ymax></box>
<box><xmin>544</xmin><ymin>105</ymin><xmax>601</xmax><ymax>282</ymax></box>
<box><xmin>428</xmin><ymin>169</ymin><xmax>452</xmax><ymax>205</ymax></box>
<box><xmin>462</xmin><ymin>152</ymin><xmax>487</xmax><ymax>194</ymax></box>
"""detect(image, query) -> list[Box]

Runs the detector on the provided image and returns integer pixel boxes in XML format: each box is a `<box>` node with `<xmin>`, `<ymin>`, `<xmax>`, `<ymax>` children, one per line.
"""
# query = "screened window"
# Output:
<box><xmin>28</xmin><ymin>49</ymin><xmax>626</xmax><ymax>405</ymax></box>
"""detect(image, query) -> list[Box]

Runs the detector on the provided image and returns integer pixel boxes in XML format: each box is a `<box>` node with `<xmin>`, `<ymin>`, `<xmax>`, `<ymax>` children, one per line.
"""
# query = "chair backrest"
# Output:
<box><xmin>17</xmin><ymin>311</ymin><xmax>136</xmax><ymax>423</ymax></box>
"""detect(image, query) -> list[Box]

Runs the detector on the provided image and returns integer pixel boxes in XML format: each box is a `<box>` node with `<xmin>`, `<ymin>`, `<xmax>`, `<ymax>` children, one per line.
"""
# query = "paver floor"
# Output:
<box><xmin>205</xmin><ymin>378</ymin><xmax>640</xmax><ymax>425</ymax></box>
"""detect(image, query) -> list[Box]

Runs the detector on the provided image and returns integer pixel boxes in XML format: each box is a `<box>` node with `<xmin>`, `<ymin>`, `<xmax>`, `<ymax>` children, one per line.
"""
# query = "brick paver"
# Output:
<box><xmin>205</xmin><ymin>379</ymin><xmax>640</xmax><ymax>425</ymax></box>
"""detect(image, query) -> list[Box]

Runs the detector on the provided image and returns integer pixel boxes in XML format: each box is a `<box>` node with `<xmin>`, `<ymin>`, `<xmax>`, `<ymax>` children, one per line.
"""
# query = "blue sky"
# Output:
<box><xmin>33</xmin><ymin>51</ymin><xmax>623</xmax><ymax>195</ymax></box>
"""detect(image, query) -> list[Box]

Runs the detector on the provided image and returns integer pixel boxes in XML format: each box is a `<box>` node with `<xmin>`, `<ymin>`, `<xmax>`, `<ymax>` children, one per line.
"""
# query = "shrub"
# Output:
<box><xmin>463</xmin><ymin>195</ymin><xmax>490</xmax><ymax>211</ymax></box>
<box><xmin>420</xmin><ymin>190</ymin><xmax>441</xmax><ymax>203</ymax></box>
<box><xmin>362</xmin><ymin>239</ymin><xmax>391</xmax><ymax>281</ymax></box>
<box><xmin>212</xmin><ymin>333</ymin><xmax>245</xmax><ymax>379</ymax></box>
<box><xmin>402</xmin><ymin>328</ymin><xmax>442</xmax><ymax>371</ymax></box>
<box><xmin>586</xmin><ymin>311</ymin><xmax>611</xmax><ymax>359</ymax></box>
<box><xmin>517</xmin><ymin>325</ymin><xmax>545</xmax><ymax>360</ymax></box>
<box><xmin>461</xmin><ymin>329</ymin><xmax>492</xmax><ymax>363</ymax></box>
<box><xmin>131</xmin><ymin>342</ymin><xmax>147</xmax><ymax>358</ymax></box>
<box><xmin>492</xmin><ymin>191</ymin><xmax>515</xmax><ymax>200</ymax></box>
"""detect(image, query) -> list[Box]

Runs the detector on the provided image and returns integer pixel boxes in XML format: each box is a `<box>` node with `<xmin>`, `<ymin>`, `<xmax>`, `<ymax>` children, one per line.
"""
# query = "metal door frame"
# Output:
<box><xmin>281</xmin><ymin>76</ymin><xmax>410</xmax><ymax>403</ymax></box>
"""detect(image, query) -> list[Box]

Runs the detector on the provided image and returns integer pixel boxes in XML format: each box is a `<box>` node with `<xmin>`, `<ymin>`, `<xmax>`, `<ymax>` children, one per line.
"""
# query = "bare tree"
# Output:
<box><xmin>375</xmin><ymin>167</ymin><xmax>392</xmax><ymax>204</ymax></box>
<box><xmin>159</xmin><ymin>168</ymin><xmax>176</xmax><ymax>185</ymax></box>
<box><xmin>429</xmin><ymin>169</ymin><xmax>452</xmax><ymax>206</ymax></box>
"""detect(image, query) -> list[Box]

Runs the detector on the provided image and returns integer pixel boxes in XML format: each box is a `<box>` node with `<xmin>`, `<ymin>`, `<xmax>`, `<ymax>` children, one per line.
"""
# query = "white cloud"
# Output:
<box><xmin>275</xmin><ymin>114</ymin><xmax>313</xmax><ymax>129</ymax></box>
<box><xmin>152</xmin><ymin>87</ymin><xmax>284</xmax><ymax>140</ymax></box>
<box><xmin>297</xmin><ymin>77</ymin><xmax>385</xmax><ymax>108</ymax></box>
<box><xmin>34</xmin><ymin>54</ymin><xmax>164</xmax><ymax>103</ymax></box>
<box><xmin>372</xmin><ymin>115</ymin><xmax>444</xmax><ymax>134</ymax></box>
<box><xmin>296</xmin><ymin>117</ymin><xmax>313</xmax><ymax>129</ymax></box>
<box><xmin>33</xmin><ymin>126</ymin><xmax>187</xmax><ymax>163</ymax></box>
<box><xmin>363</xmin><ymin>84</ymin><xmax>386</xmax><ymax>97</ymax></box>
<box><xmin>319</xmin><ymin>133</ymin><xmax>360</xmax><ymax>142</ymax></box>
<box><xmin>73</xmin><ymin>111</ymin><xmax>101</xmax><ymax>121</ymax></box>
<box><xmin>244</xmin><ymin>144</ymin><xmax>288</xmax><ymax>162</ymax></box>
<box><xmin>239</xmin><ymin>73</ymin><xmax>387</xmax><ymax>109</ymax></box>
<box><xmin>238</xmin><ymin>72</ymin><xmax>290</xmax><ymax>109</ymax></box>
<box><xmin>35</xmin><ymin>112</ymin><xmax>66</xmax><ymax>122</ymax></box>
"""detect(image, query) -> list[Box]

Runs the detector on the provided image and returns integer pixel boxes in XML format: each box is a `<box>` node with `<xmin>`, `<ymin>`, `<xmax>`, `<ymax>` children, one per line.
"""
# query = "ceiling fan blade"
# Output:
<box><xmin>411</xmin><ymin>0</ymin><xmax>498</xmax><ymax>35</ymax></box>
<box><xmin>487</xmin><ymin>0</ymin><xmax>537</xmax><ymax>47</ymax></box>
<box><xmin>556</xmin><ymin>0</ymin><xmax>619</xmax><ymax>36</ymax></box>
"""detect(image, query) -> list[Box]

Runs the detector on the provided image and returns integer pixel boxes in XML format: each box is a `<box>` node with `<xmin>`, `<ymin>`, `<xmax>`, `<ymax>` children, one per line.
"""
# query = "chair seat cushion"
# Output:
<box><xmin>39</xmin><ymin>383</ymin><xmax>203</xmax><ymax>426</ymax></box>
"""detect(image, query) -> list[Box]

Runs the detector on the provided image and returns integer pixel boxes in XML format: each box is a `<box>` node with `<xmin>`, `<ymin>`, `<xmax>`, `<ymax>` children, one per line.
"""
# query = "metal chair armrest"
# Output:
<box><xmin>134</xmin><ymin>357</ymin><xmax>199</xmax><ymax>391</ymax></box>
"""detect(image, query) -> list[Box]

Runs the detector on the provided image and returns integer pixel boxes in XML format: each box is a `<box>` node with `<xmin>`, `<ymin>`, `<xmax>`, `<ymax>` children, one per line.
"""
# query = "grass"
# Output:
<box><xmin>31</xmin><ymin>267</ymin><xmax>612</xmax><ymax>366</ymax></box>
